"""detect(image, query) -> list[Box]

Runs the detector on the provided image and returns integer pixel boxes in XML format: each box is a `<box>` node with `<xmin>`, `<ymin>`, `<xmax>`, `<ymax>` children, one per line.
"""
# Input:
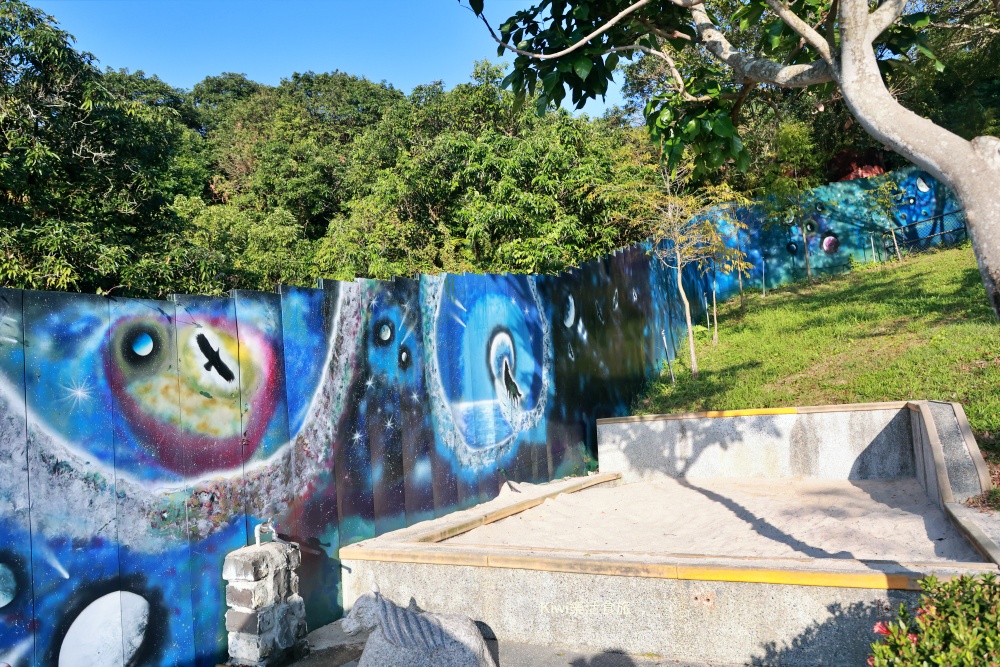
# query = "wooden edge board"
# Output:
<box><xmin>400</xmin><ymin>473</ymin><xmax>620</xmax><ymax>544</ymax></box>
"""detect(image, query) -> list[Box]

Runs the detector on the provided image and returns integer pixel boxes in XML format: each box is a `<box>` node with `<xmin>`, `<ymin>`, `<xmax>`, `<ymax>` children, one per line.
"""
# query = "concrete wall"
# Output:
<box><xmin>597</xmin><ymin>407</ymin><xmax>915</xmax><ymax>483</ymax></box>
<box><xmin>342</xmin><ymin>558</ymin><xmax>920</xmax><ymax>667</ymax></box>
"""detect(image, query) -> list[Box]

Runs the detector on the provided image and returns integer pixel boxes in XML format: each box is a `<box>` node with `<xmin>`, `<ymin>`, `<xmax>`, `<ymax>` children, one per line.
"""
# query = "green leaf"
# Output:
<box><xmin>469</xmin><ymin>0</ymin><xmax>484</xmax><ymax>15</ymax></box>
<box><xmin>734</xmin><ymin>1</ymin><xmax>766</xmax><ymax>31</ymax></box>
<box><xmin>605</xmin><ymin>52</ymin><xmax>619</xmax><ymax>71</ymax></box>
<box><xmin>901</xmin><ymin>11</ymin><xmax>930</xmax><ymax>28</ymax></box>
<box><xmin>572</xmin><ymin>5</ymin><xmax>590</xmax><ymax>20</ymax></box>
<box><xmin>572</xmin><ymin>55</ymin><xmax>593</xmax><ymax>81</ymax></box>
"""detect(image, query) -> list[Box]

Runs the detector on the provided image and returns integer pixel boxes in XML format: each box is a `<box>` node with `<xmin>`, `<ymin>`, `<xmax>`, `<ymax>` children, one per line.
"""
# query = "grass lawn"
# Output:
<box><xmin>638</xmin><ymin>243</ymin><xmax>1000</xmax><ymax>454</ymax></box>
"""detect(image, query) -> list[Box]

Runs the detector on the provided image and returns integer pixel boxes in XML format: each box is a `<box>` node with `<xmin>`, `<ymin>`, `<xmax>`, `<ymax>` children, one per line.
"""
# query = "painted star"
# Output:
<box><xmin>384</xmin><ymin>416</ymin><xmax>395</xmax><ymax>431</ymax></box>
<box><xmin>59</xmin><ymin>378</ymin><xmax>93</xmax><ymax>413</ymax></box>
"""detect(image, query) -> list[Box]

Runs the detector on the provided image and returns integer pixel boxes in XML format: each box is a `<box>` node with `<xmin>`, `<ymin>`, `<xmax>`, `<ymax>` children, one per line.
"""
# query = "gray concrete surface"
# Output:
<box><xmin>297</xmin><ymin>637</ymin><xmax>733</xmax><ymax>667</ymax></box>
<box><xmin>341</xmin><ymin>559</ymin><xmax>933</xmax><ymax>667</ymax></box>
<box><xmin>928</xmin><ymin>401</ymin><xmax>984</xmax><ymax>502</ymax></box>
<box><xmin>447</xmin><ymin>478</ymin><xmax>983</xmax><ymax>562</ymax></box>
<box><xmin>292</xmin><ymin>620</ymin><xmax>367</xmax><ymax>667</ymax></box>
<box><xmin>597</xmin><ymin>409</ymin><xmax>914</xmax><ymax>484</ymax></box>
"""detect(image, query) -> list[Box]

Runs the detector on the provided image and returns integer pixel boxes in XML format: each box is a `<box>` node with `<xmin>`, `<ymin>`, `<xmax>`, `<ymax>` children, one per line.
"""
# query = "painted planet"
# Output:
<box><xmin>131</xmin><ymin>332</ymin><xmax>154</xmax><ymax>357</ymax></box>
<box><xmin>58</xmin><ymin>591</ymin><xmax>149</xmax><ymax>667</ymax></box>
<box><xmin>0</xmin><ymin>563</ymin><xmax>15</xmax><ymax>608</ymax></box>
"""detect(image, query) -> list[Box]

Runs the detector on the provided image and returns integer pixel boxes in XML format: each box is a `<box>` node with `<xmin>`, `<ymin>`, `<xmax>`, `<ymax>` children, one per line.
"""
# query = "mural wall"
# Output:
<box><xmin>0</xmin><ymin>167</ymin><xmax>965</xmax><ymax>667</ymax></box>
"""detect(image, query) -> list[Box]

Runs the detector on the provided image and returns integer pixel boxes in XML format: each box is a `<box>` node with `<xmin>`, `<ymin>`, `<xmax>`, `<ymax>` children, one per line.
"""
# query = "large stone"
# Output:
<box><xmin>342</xmin><ymin>590</ymin><xmax>496</xmax><ymax>667</ymax></box>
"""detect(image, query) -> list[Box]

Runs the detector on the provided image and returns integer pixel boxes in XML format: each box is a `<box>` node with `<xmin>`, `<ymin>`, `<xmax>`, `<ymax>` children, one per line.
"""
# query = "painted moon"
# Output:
<box><xmin>58</xmin><ymin>591</ymin><xmax>149</xmax><ymax>667</ymax></box>
<box><xmin>0</xmin><ymin>563</ymin><xmax>15</xmax><ymax>608</ymax></box>
<box><xmin>131</xmin><ymin>332</ymin><xmax>154</xmax><ymax>357</ymax></box>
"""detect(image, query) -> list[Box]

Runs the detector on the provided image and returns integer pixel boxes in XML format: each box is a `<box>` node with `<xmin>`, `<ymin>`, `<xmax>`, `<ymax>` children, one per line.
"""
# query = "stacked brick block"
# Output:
<box><xmin>223</xmin><ymin>542</ymin><xmax>309</xmax><ymax>666</ymax></box>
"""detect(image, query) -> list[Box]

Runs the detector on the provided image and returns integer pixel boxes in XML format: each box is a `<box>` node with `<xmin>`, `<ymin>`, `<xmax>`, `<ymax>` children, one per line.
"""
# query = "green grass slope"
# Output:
<box><xmin>639</xmin><ymin>244</ymin><xmax>1000</xmax><ymax>451</ymax></box>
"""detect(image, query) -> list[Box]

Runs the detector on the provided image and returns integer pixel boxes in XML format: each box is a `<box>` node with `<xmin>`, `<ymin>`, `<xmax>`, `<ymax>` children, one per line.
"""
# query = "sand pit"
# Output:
<box><xmin>445</xmin><ymin>477</ymin><xmax>985</xmax><ymax>563</ymax></box>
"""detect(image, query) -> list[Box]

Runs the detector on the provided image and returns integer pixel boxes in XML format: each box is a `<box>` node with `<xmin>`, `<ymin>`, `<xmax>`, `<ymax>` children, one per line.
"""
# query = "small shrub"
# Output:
<box><xmin>869</xmin><ymin>574</ymin><xmax>1000</xmax><ymax>666</ymax></box>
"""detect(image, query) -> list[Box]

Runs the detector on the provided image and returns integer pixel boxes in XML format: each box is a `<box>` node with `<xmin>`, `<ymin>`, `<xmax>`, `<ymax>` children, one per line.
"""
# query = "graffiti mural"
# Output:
<box><xmin>0</xmin><ymin>167</ymin><xmax>966</xmax><ymax>666</ymax></box>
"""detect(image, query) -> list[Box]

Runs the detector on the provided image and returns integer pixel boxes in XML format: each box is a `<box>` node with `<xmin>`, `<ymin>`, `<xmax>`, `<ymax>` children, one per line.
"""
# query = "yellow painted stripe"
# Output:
<box><xmin>675</xmin><ymin>565</ymin><xmax>922</xmax><ymax>591</ymax></box>
<box><xmin>337</xmin><ymin>544</ymin><xmax>983</xmax><ymax>590</ymax></box>
<box><xmin>697</xmin><ymin>408</ymin><xmax>798</xmax><ymax>418</ymax></box>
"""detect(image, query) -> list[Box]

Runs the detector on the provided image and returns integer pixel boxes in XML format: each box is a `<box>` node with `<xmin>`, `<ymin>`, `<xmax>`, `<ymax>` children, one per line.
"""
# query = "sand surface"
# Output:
<box><xmin>446</xmin><ymin>478</ymin><xmax>984</xmax><ymax>563</ymax></box>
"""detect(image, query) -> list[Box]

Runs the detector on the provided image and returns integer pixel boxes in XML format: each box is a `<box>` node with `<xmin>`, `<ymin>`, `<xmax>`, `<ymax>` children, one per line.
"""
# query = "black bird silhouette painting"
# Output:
<box><xmin>196</xmin><ymin>333</ymin><xmax>236</xmax><ymax>382</ymax></box>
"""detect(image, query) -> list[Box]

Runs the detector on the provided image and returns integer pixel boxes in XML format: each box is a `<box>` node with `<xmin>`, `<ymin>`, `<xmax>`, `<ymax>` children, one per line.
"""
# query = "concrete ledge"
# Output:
<box><xmin>910</xmin><ymin>401</ymin><xmax>1000</xmax><ymax>566</ymax></box>
<box><xmin>596</xmin><ymin>402</ymin><xmax>911</xmax><ymax>425</ymax></box>
<box><xmin>597</xmin><ymin>405</ymin><xmax>914</xmax><ymax>482</ymax></box>
<box><xmin>950</xmin><ymin>402</ymin><xmax>993</xmax><ymax>492</ymax></box>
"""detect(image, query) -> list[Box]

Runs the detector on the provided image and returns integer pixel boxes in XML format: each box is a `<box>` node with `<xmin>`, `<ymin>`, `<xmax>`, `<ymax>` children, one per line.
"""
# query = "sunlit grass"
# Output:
<box><xmin>639</xmin><ymin>243</ymin><xmax>1000</xmax><ymax>451</ymax></box>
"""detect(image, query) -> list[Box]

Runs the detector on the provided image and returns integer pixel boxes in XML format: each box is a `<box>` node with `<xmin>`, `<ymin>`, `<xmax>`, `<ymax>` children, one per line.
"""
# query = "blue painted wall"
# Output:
<box><xmin>0</xmin><ymin>167</ymin><xmax>964</xmax><ymax>666</ymax></box>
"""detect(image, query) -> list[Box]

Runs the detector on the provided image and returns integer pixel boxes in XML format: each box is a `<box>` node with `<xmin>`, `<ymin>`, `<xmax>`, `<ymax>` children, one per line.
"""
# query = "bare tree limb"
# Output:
<box><xmin>691</xmin><ymin>6</ymin><xmax>836</xmax><ymax>86</ymax></box>
<box><xmin>929</xmin><ymin>20</ymin><xmax>1000</xmax><ymax>33</ymax></box>
<box><xmin>636</xmin><ymin>18</ymin><xmax>695</xmax><ymax>42</ymax></box>
<box><xmin>729</xmin><ymin>81</ymin><xmax>757</xmax><ymax>124</ymax></box>
<box><xmin>763</xmin><ymin>0</ymin><xmax>834</xmax><ymax>63</ymax></box>
<box><xmin>867</xmin><ymin>0</ymin><xmax>910</xmax><ymax>42</ymax></box>
<box><xmin>825</xmin><ymin>0</ymin><xmax>840</xmax><ymax>54</ymax></box>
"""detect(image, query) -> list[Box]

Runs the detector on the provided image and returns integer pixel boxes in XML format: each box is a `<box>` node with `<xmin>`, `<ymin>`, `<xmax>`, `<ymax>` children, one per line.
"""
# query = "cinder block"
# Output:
<box><xmin>225</xmin><ymin>542</ymin><xmax>308</xmax><ymax>666</ymax></box>
<box><xmin>226</xmin><ymin>579</ymin><xmax>275</xmax><ymax>611</ymax></box>
<box><xmin>228</xmin><ymin>631</ymin><xmax>272</xmax><ymax>663</ymax></box>
<box><xmin>225</xmin><ymin>606</ymin><xmax>276</xmax><ymax>634</ymax></box>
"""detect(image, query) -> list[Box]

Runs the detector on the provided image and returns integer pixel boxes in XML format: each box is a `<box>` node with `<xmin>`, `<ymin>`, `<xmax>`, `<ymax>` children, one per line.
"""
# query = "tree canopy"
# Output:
<box><xmin>0</xmin><ymin>2</ymin><xmax>662</xmax><ymax>298</ymax></box>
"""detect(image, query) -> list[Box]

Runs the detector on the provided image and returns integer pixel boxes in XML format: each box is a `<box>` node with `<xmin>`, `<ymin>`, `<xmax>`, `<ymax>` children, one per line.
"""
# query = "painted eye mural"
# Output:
<box><xmin>787</xmin><ymin>242</ymin><xmax>799</xmax><ymax>255</ymax></box>
<box><xmin>105</xmin><ymin>314</ymin><xmax>278</xmax><ymax>475</ymax></box>
<box><xmin>423</xmin><ymin>274</ymin><xmax>551</xmax><ymax>470</ymax></box>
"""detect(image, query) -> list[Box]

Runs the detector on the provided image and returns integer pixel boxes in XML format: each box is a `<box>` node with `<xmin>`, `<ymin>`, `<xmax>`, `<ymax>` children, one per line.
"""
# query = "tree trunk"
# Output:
<box><xmin>838</xmin><ymin>0</ymin><xmax>1000</xmax><ymax>318</ymax></box>
<box><xmin>737</xmin><ymin>235</ymin><xmax>746</xmax><ymax>314</ymax></box>
<box><xmin>799</xmin><ymin>218</ymin><xmax>812</xmax><ymax>282</ymax></box>
<box><xmin>712</xmin><ymin>269</ymin><xmax>719</xmax><ymax>346</ymax></box>
<box><xmin>676</xmin><ymin>254</ymin><xmax>698</xmax><ymax>378</ymax></box>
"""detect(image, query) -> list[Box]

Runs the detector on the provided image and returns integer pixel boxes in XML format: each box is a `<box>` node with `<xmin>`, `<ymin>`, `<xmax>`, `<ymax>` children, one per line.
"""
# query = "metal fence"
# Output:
<box><xmin>882</xmin><ymin>209</ymin><xmax>967</xmax><ymax>258</ymax></box>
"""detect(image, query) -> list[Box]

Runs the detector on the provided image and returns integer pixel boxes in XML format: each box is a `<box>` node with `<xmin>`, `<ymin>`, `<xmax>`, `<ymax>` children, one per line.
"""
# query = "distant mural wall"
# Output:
<box><xmin>0</xmin><ymin>167</ymin><xmax>965</xmax><ymax>667</ymax></box>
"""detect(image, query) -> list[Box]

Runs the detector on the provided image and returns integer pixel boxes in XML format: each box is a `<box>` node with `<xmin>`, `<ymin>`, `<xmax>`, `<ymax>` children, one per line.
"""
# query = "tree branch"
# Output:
<box><xmin>763</xmin><ymin>0</ymin><xmax>834</xmax><ymax>64</ymax></box>
<box><xmin>636</xmin><ymin>18</ymin><xmax>695</xmax><ymax>42</ymax></box>
<box><xmin>690</xmin><ymin>6</ymin><xmax>836</xmax><ymax>86</ymax></box>
<box><xmin>474</xmin><ymin>0</ymin><xmax>706</xmax><ymax>62</ymax></box>
<box><xmin>825</xmin><ymin>0</ymin><xmax>840</xmax><ymax>54</ymax></box>
<box><xmin>929</xmin><ymin>20</ymin><xmax>1000</xmax><ymax>34</ymax></box>
<box><xmin>729</xmin><ymin>81</ymin><xmax>757</xmax><ymax>124</ymax></box>
<box><xmin>867</xmin><ymin>0</ymin><xmax>910</xmax><ymax>42</ymax></box>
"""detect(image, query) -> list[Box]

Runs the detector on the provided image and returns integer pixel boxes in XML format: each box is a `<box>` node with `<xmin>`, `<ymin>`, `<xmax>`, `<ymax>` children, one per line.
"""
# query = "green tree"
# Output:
<box><xmin>651</xmin><ymin>166</ymin><xmax>747</xmax><ymax>377</ymax></box>
<box><xmin>465</xmin><ymin>0</ymin><xmax>1000</xmax><ymax>319</ymax></box>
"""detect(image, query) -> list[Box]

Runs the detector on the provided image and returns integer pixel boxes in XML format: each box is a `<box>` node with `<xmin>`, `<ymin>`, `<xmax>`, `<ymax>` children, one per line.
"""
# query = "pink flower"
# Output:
<box><xmin>873</xmin><ymin>622</ymin><xmax>891</xmax><ymax>636</ymax></box>
<box><xmin>907</xmin><ymin>634</ymin><xmax>918</xmax><ymax>645</ymax></box>
<box><xmin>867</xmin><ymin>657</ymin><xmax>876</xmax><ymax>666</ymax></box>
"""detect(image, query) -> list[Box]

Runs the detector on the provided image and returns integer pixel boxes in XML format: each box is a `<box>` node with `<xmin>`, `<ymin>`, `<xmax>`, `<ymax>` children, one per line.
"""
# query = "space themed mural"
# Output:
<box><xmin>0</xmin><ymin>167</ymin><xmax>966</xmax><ymax>667</ymax></box>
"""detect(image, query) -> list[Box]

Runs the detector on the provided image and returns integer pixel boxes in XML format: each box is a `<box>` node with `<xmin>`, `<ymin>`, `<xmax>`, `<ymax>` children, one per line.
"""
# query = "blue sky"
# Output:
<box><xmin>32</xmin><ymin>0</ymin><xmax>625</xmax><ymax>115</ymax></box>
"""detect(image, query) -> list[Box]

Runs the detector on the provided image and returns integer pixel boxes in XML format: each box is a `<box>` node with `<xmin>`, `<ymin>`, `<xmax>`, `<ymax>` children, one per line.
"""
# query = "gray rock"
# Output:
<box><xmin>342</xmin><ymin>588</ymin><xmax>496</xmax><ymax>667</ymax></box>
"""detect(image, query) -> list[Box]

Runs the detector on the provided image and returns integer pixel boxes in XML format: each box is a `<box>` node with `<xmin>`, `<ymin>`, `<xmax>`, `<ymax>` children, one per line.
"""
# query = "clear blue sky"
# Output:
<box><xmin>32</xmin><ymin>0</ymin><xmax>625</xmax><ymax>115</ymax></box>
